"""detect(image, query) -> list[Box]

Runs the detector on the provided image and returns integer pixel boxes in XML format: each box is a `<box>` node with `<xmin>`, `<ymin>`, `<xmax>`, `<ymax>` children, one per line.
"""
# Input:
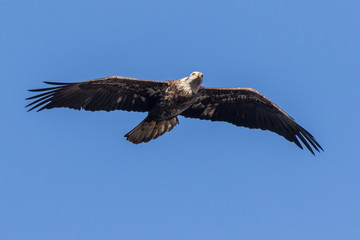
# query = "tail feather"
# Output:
<box><xmin>125</xmin><ymin>117</ymin><xmax>179</xmax><ymax>144</ymax></box>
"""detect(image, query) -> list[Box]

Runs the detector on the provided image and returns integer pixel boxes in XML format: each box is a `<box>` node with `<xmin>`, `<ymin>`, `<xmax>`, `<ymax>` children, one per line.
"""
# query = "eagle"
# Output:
<box><xmin>26</xmin><ymin>72</ymin><xmax>323</xmax><ymax>154</ymax></box>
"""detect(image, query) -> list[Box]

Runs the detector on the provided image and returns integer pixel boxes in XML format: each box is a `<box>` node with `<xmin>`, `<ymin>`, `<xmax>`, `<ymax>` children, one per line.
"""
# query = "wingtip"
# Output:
<box><xmin>309</xmin><ymin>148</ymin><xmax>315</xmax><ymax>156</ymax></box>
<box><xmin>28</xmin><ymin>88</ymin><xmax>39</xmax><ymax>92</ymax></box>
<box><xmin>43</xmin><ymin>81</ymin><xmax>69</xmax><ymax>85</ymax></box>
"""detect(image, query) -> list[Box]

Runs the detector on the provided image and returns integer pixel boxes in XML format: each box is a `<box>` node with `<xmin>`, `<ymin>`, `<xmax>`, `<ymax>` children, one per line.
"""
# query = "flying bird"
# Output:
<box><xmin>26</xmin><ymin>72</ymin><xmax>323</xmax><ymax>154</ymax></box>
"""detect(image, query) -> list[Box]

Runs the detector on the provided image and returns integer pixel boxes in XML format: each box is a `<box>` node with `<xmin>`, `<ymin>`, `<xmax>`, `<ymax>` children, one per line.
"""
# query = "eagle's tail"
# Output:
<box><xmin>124</xmin><ymin>117</ymin><xmax>179</xmax><ymax>144</ymax></box>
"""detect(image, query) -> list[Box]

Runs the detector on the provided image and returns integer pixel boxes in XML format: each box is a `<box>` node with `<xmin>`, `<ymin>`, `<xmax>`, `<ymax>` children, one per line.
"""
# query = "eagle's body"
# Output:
<box><xmin>26</xmin><ymin>71</ymin><xmax>323</xmax><ymax>154</ymax></box>
<box><xmin>124</xmin><ymin>72</ymin><xmax>202</xmax><ymax>143</ymax></box>
<box><xmin>151</xmin><ymin>74</ymin><xmax>201</xmax><ymax>120</ymax></box>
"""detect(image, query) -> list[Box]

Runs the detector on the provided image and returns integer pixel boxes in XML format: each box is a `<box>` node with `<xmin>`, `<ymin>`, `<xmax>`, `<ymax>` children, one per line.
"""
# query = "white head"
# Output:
<box><xmin>178</xmin><ymin>71</ymin><xmax>204</xmax><ymax>94</ymax></box>
<box><xmin>184</xmin><ymin>71</ymin><xmax>203</xmax><ymax>94</ymax></box>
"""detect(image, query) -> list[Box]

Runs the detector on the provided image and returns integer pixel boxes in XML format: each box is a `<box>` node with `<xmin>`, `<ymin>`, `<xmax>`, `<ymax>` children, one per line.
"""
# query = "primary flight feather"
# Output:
<box><xmin>26</xmin><ymin>72</ymin><xmax>323</xmax><ymax>154</ymax></box>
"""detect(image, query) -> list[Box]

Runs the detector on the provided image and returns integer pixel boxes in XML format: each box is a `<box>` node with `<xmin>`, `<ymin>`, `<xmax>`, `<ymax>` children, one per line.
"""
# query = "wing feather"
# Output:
<box><xmin>26</xmin><ymin>76</ymin><xmax>169</xmax><ymax>112</ymax></box>
<box><xmin>181</xmin><ymin>86</ymin><xmax>323</xmax><ymax>154</ymax></box>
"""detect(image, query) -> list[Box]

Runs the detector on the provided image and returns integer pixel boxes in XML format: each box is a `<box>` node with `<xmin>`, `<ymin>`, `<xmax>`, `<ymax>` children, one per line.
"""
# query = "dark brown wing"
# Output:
<box><xmin>26</xmin><ymin>76</ymin><xmax>169</xmax><ymax>112</ymax></box>
<box><xmin>181</xmin><ymin>87</ymin><xmax>323</xmax><ymax>154</ymax></box>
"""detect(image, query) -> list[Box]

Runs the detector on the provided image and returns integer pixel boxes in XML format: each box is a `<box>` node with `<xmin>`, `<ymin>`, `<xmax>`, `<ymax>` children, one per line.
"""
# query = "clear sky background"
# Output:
<box><xmin>1</xmin><ymin>0</ymin><xmax>360</xmax><ymax>239</ymax></box>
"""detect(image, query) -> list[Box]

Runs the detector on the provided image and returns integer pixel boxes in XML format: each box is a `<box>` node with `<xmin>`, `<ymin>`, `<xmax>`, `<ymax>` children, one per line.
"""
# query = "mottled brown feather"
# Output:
<box><xmin>181</xmin><ymin>86</ymin><xmax>323</xmax><ymax>154</ymax></box>
<box><xmin>26</xmin><ymin>76</ymin><xmax>169</xmax><ymax>112</ymax></box>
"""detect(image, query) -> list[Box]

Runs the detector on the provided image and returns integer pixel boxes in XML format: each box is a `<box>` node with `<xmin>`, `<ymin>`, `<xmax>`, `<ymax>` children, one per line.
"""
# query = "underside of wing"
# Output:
<box><xmin>26</xmin><ymin>76</ymin><xmax>169</xmax><ymax>112</ymax></box>
<box><xmin>181</xmin><ymin>86</ymin><xmax>323</xmax><ymax>154</ymax></box>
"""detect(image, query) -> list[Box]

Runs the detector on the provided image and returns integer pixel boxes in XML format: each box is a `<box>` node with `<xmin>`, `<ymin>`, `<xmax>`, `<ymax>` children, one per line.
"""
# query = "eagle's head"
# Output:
<box><xmin>186</xmin><ymin>71</ymin><xmax>203</xmax><ymax>94</ymax></box>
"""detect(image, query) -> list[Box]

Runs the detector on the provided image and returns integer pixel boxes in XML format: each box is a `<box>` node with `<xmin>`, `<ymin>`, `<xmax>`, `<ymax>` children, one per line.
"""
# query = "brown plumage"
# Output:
<box><xmin>26</xmin><ymin>71</ymin><xmax>323</xmax><ymax>154</ymax></box>
<box><xmin>124</xmin><ymin>117</ymin><xmax>179</xmax><ymax>144</ymax></box>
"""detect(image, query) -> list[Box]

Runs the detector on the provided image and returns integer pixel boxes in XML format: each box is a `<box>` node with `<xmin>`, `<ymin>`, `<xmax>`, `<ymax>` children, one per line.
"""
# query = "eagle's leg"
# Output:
<box><xmin>124</xmin><ymin>116</ymin><xmax>179</xmax><ymax>144</ymax></box>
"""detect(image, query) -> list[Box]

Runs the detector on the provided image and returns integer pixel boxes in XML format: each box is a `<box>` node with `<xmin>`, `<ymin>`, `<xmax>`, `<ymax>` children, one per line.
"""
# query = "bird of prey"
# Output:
<box><xmin>26</xmin><ymin>72</ymin><xmax>323</xmax><ymax>154</ymax></box>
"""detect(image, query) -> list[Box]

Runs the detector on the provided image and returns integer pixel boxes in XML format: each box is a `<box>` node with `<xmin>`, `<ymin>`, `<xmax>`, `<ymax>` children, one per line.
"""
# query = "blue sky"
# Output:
<box><xmin>1</xmin><ymin>0</ymin><xmax>360</xmax><ymax>239</ymax></box>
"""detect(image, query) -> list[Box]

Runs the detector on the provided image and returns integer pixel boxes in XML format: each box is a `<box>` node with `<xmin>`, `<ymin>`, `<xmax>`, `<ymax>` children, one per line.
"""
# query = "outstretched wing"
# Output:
<box><xmin>181</xmin><ymin>87</ymin><xmax>323</xmax><ymax>154</ymax></box>
<box><xmin>26</xmin><ymin>76</ymin><xmax>169</xmax><ymax>112</ymax></box>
